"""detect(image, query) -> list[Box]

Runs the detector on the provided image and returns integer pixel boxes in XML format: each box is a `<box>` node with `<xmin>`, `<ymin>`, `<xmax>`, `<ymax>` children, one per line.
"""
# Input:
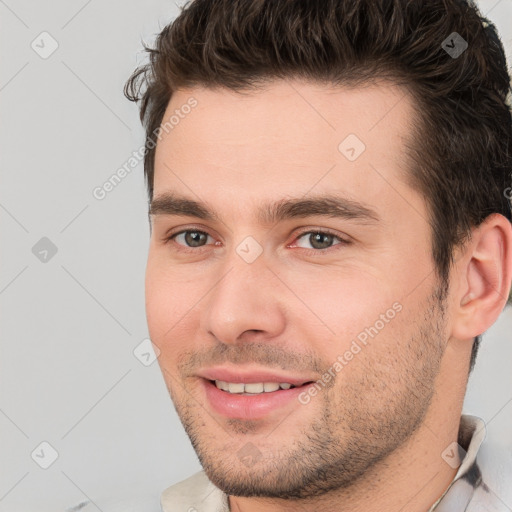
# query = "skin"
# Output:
<box><xmin>145</xmin><ymin>79</ymin><xmax>512</xmax><ymax>512</ymax></box>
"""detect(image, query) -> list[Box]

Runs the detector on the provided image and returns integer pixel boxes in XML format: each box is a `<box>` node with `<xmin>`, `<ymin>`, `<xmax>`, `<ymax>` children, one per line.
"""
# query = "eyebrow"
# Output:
<box><xmin>149</xmin><ymin>192</ymin><xmax>380</xmax><ymax>225</ymax></box>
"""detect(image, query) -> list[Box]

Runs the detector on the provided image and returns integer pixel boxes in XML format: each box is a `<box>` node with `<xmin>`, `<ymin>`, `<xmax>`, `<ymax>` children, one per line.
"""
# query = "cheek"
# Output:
<box><xmin>286</xmin><ymin>267</ymin><xmax>400</xmax><ymax>338</ymax></box>
<box><xmin>145</xmin><ymin>259</ymin><xmax>187</xmax><ymax>343</ymax></box>
<box><xmin>145</xmin><ymin>256</ymin><xmax>207</xmax><ymax>369</ymax></box>
<box><xmin>145</xmin><ymin>262</ymin><xmax>165</xmax><ymax>337</ymax></box>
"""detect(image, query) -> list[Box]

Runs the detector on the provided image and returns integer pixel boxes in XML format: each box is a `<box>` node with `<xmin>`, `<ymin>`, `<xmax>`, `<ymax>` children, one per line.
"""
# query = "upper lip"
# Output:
<box><xmin>197</xmin><ymin>366</ymin><xmax>316</xmax><ymax>386</ymax></box>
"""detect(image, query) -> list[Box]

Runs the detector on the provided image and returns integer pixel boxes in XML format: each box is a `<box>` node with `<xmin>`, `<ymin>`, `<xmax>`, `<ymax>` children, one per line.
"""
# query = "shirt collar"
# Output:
<box><xmin>428</xmin><ymin>414</ymin><xmax>486</xmax><ymax>511</ymax></box>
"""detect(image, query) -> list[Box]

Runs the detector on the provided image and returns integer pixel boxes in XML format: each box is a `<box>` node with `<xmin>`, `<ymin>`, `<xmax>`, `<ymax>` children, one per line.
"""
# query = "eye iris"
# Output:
<box><xmin>185</xmin><ymin>231</ymin><xmax>207</xmax><ymax>247</ymax></box>
<box><xmin>309</xmin><ymin>232</ymin><xmax>334</xmax><ymax>250</ymax></box>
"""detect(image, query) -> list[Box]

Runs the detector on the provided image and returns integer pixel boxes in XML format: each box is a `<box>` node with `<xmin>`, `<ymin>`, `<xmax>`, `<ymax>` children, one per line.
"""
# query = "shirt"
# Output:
<box><xmin>160</xmin><ymin>414</ymin><xmax>512</xmax><ymax>512</ymax></box>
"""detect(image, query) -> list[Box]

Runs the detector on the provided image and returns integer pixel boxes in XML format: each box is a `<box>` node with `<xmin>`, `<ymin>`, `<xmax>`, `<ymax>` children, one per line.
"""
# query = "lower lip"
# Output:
<box><xmin>202</xmin><ymin>379</ymin><xmax>313</xmax><ymax>420</ymax></box>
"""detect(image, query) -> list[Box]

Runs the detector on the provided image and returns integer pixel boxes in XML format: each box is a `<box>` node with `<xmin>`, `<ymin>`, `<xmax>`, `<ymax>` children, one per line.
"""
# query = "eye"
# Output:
<box><xmin>164</xmin><ymin>229</ymin><xmax>216</xmax><ymax>252</ymax></box>
<box><xmin>162</xmin><ymin>227</ymin><xmax>350</xmax><ymax>255</ymax></box>
<box><xmin>291</xmin><ymin>229</ymin><xmax>349</xmax><ymax>252</ymax></box>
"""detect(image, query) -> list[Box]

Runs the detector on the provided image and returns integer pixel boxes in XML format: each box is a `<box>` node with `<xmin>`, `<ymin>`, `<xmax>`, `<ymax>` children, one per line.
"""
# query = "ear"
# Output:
<box><xmin>451</xmin><ymin>213</ymin><xmax>512</xmax><ymax>341</ymax></box>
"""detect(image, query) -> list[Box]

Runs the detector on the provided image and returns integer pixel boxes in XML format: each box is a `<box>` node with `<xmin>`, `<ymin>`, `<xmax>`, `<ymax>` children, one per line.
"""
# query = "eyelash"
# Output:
<box><xmin>162</xmin><ymin>227</ymin><xmax>350</xmax><ymax>255</ymax></box>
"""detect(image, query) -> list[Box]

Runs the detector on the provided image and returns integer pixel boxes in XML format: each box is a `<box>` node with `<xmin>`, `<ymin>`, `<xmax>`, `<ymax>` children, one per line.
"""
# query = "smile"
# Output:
<box><xmin>201</xmin><ymin>377</ymin><xmax>316</xmax><ymax>420</ymax></box>
<box><xmin>214</xmin><ymin>380</ymin><xmax>296</xmax><ymax>394</ymax></box>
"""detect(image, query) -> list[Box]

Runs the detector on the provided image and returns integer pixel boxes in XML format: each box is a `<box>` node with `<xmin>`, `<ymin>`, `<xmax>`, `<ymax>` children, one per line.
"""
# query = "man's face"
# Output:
<box><xmin>146</xmin><ymin>80</ymin><xmax>450</xmax><ymax>498</ymax></box>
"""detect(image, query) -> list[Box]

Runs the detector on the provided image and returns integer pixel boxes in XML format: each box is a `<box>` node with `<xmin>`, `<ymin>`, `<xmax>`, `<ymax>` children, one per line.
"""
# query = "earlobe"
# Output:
<box><xmin>452</xmin><ymin>213</ymin><xmax>512</xmax><ymax>341</ymax></box>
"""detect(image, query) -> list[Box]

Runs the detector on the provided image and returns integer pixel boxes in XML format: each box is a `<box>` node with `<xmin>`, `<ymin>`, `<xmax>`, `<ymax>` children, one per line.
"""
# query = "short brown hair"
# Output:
<box><xmin>125</xmin><ymin>0</ymin><xmax>512</xmax><ymax>373</ymax></box>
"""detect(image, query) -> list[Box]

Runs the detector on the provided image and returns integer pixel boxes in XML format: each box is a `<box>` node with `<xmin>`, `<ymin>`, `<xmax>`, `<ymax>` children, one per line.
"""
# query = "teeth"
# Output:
<box><xmin>226</xmin><ymin>382</ymin><xmax>244</xmax><ymax>393</ymax></box>
<box><xmin>245</xmin><ymin>383</ymin><xmax>264</xmax><ymax>393</ymax></box>
<box><xmin>216</xmin><ymin>380</ymin><xmax>230</xmax><ymax>391</ymax></box>
<box><xmin>214</xmin><ymin>380</ymin><xmax>296</xmax><ymax>394</ymax></box>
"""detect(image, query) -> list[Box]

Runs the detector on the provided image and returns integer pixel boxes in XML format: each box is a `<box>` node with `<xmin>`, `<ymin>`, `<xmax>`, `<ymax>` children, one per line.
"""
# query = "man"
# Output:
<box><xmin>125</xmin><ymin>0</ymin><xmax>512</xmax><ymax>510</ymax></box>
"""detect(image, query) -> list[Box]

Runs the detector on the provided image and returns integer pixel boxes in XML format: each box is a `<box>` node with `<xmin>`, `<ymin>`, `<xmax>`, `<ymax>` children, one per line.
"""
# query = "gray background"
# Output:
<box><xmin>1</xmin><ymin>1</ymin><xmax>511</xmax><ymax>510</ymax></box>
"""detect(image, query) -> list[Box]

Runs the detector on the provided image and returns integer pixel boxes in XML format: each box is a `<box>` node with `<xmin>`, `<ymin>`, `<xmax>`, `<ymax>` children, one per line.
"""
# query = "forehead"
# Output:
<box><xmin>152</xmin><ymin>79</ymin><xmax>422</xmax><ymax>224</ymax></box>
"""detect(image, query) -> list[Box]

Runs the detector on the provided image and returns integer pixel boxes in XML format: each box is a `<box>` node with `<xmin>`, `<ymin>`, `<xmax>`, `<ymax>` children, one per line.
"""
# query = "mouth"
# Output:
<box><xmin>200</xmin><ymin>375</ymin><xmax>317</xmax><ymax>420</ymax></box>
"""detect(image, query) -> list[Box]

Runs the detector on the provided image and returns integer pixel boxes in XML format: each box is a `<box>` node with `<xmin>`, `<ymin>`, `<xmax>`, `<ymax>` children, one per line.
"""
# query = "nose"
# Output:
<box><xmin>200</xmin><ymin>252</ymin><xmax>286</xmax><ymax>345</ymax></box>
